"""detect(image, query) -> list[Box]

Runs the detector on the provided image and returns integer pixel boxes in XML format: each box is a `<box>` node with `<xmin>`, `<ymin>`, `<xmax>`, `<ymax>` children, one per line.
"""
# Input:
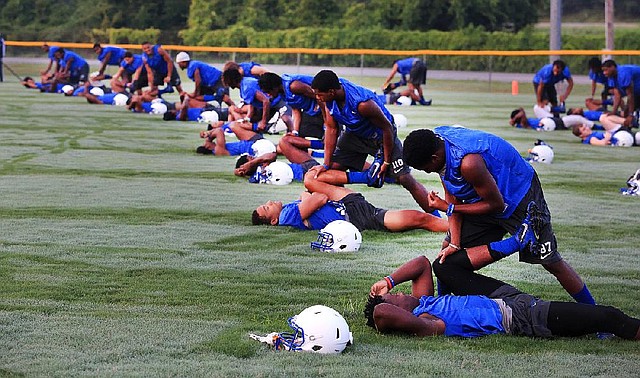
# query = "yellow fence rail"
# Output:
<box><xmin>5</xmin><ymin>40</ymin><xmax>640</xmax><ymax>57</ymax></box>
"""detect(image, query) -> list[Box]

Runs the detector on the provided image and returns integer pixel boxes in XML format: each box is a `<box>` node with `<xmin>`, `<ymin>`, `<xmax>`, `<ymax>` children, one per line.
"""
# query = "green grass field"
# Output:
<box><xmin>1</xmin><ymin>65</ymin><xmax>639</xmax><ymax>377</ymax></box>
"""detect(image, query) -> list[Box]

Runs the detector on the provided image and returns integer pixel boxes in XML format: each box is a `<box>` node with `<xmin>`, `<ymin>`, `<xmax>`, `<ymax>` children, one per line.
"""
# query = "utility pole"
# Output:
<box><xmin>604</xmin><ymin>0</ymin><xmax>614</xmax><ymax>60</ymax></box>
<box><xmin>549</xmin><ymin>0</ymin><xmax>562</xmax><ymax>62</ymax></box>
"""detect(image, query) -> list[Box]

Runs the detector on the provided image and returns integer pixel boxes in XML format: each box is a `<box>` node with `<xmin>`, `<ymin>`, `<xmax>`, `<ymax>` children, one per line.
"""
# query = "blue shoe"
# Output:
<box><xmin>516</xmin><ymin>201</ymin><xmax>543</xmax><ymax>254</ymax></box>
<box><xmin>596</xmin><ymin>332</ymin><xmax>615</xmax><ymax>340</ymax></box>
<box><xmin>367</xmin><ymin>156</ymin><xmax>385</xmax><ymax>188</ymax></box>
<box><xmin>419</xmin><ymin>98</ymin><xmax>432</xmax><ymax>106</ymax></box>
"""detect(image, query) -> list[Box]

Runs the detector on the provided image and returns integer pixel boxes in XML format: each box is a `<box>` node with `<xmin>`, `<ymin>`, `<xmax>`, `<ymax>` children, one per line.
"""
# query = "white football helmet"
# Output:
<box><xmin>61</xmin><ymin>85</ymin><xmax>74</xmax><ymax>95</ymax></box>
<box><xmin>89</xmin><ymin>87</ymin><xmax>105</xmax><ymax>97</ymax></box>
<box><xmin>251</xmin><ymin>139</ymin><xmax>276</xmax><ymax>158</ymax></box>
<box><xmin>612</xmin><ymin>130</ymin><xmax>634</xmax><ymax>147</ymax></box>
<box><xmin>311</xmin><ymin>220</ymin><xmax>362</xmax><ymax>252</ymax></box>
<box><xmin>539</xmin><ymin>117</ymin><xmax>556</xmax><ymax>131</ymax></box>
<box><xmin>396</xmin><ymin>95</ymin><xmax>412</xmax><ymax>106</ymax></box>
<box><xmin>276</xmin><ymin>305</ymin><xmax>353</xmax><ymax>354</ymax></box>
<box><xmin>113</xmin><ymin>93</ymin><xmax>129</xmax><ymax>106</ymax></box>
<box><xmin>197</xmin><ymin>110</ymin><xmax>219</xmax><ymax>124</ymax></box>
<box><xmin>150</xmin><ymin>102</ymin><xmax>168</xmax><ymax>115</ymax></box>
<box><xmin>527</xmin><ymin>144</ymin><xmax>554</xmax><ymax>164</ymax></box>
<box><xmin>265</xmin><ymin>161</ymin><xmax>294</xmax><ymax>185</ymax></box>
<box><xmin>393</xmin><ymin>113</ymin><xmax>408</xmax><ymax>128</ymax></box>
<box><xmin>621</xmin><ymin>169</ymin><xmax>640</xmax><ymax>196</ymax></box>
<box><xmin>635</xmin><ymin>131</ymin><xmax>640</xmax><ymax>146</ymax></box>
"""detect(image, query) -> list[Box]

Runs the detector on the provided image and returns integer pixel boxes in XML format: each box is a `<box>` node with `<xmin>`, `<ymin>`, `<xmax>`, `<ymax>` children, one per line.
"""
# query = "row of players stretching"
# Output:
<box><xmin>23</xmin><ymin>46</ymin><xmax>638</xmax><ymax>340</ymax></box>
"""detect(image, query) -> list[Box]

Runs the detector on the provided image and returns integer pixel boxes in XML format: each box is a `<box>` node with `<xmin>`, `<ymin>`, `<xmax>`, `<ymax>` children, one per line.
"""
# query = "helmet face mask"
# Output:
<box><xmin>310</xmin><ymin>220</ymin><xmax>361</xmax><ymax>252</ymax></box>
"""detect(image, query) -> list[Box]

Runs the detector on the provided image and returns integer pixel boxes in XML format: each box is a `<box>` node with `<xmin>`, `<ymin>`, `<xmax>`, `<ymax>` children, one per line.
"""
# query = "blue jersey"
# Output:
<box><xmin>175</xmin><ymin>108</ymin><xmax>205</xmax><ymax>121</ymax></box>
<box><xmin>608</xmin><ymin>65</ymin><xmax>640</xmax><ymax>95</ymax></box>
<box><xmin>533</xmin><ymin>64</ymin><xmax>572</xmax><ymax>85</ymax></box>
<box><xmin>98</xmin><ymin>46</ymin><xmax>126</xmax><ymax>66</ymax></box>
<box><xmin>583</xmin><ymin>110</ymin><xmax>602</xmax><ymax>121</ymax></box>
<box><xmin>413</xmin><ymin>295</ymin><xmax>505</xmax><ymax>338</ymax></box>
<box><xmin>239</xmin><ymin>61</ymin><xmax>261</xmax><ymax>78</ymax></box>
<box><xmin>435</xmin><ymin>126</ymin><xmax>534</xmax><ymax>218</ymax></box>
<box><xmin>278</xmin><ymin>200</ymin><xmax>346</xmax><ymax>230</ymax></box>
<box><xmin>224</xmin><ymin>140</ymin><xmax>255</xmax><ymax>156</ymax></box>
<box><xmin>61</xmin><ymin>50</ymin><xmax>88</xmax><ymax>71</ymax></box>
<box><xmin>186</xmin><ymin>60</ymin><xmax>222</xmax><ymax>87</ymax></box>
<box><xmin>97</xmin><ymin>93</ymin><xmax>118</xmax><ymax>105</ymax></box>
<box><xmin>583</xmin><ymin>131</ymin><xmax>606</xmax><ymax>144</ymax></box>
<box><xmin>395</xmin><ymin>57</ymin><xmax>419</xmax><ymax>75</ymax></box>
<box><xmin>589</xmin><ymin>69</ymin><xmax>608</xmax><ymax>85</ymax></box>
<box><xmin>240</xmin><ymin>77</ymin><xmax>268</xmax><ymax>108</ymax></box>
<box><xmin>289</xmin><ymin>163</ymin><xmax>304</xmax><ymax>181</ymax></box>
<box><xmin>143</xmin><ymin>44</ymin><xmax>168</xmax><ymax>75</ymax></box>
<box><xmin>326</xmin><ymin>78</ymin><xmax>395</xmax><ymax>141</ymax></box>
<box><xmin>48</xmin><ymin>46</ymin><xmax>60</xmax><ymax>60</ymax></box>
<box><xmin>120</xmin><ymin>54</ymin><xmax>144</xmax><ymax>74</ymax></box>
<box><xmin>281</xmin><ymin>74</ymin><xmax>319</xmax><ymax>116</ymax></box>
<box><xmin>516</xmin><ymin>118</ymin><xmax>540</xmax><ymax>129</ymax></box>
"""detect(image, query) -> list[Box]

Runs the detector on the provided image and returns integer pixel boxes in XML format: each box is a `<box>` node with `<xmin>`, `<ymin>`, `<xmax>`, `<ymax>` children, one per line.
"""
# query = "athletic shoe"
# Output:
<box><xmin>596</xmin><ymin>332</ymin><xmax>615</xmax><ymax>340</ymax></box>
<box><xmin>383</xmin><ymin>84</ymin><xmax>394</xmax><ymax>95</ymax></box>
<box><xmin>516</xmin><ymin>201</ymin><xmax>543</xmax><ymax>254</ymax></box>
<box><xmin>366</xmin><ymin>155</ymin><xmax>385</xmax><ymax>188</ymax></box>
<box><xmin>419</xmin><ymin>98</ymin><xmax>432</xmax><ymax>106</ymax></box>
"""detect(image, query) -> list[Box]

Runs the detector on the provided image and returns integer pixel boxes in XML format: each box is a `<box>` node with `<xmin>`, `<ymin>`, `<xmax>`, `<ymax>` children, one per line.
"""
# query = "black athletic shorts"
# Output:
<box><xmin>151</xmin><ymin>64</ymin><xmax>181</xmax><ymax>87</ymax></box>
<box><xmin>342</xmin><ymin>193</ymin><xmax>387</xmax><ymax>232</ymax></box>
<box><xmin>409</xmin><ymin>60</ymin><xmax>427</xmax><ymax>86</ymax></box>
<box><xmin>532</xmin><ymin>82</ymin><xmax>558</xmax><ymax>105</ymax></box>
<box><xmin>333</xmin><ymin>132</ymin><xmax>411</xmax><ymax>178</ymax></box>
<box><xmin>453</xmin><ymin>173</ymin><xmax>562</xmax><ymax>265</ymax></box>
<box><xmin>200</xmin><ymin>79</ymin><xmax>229</xmax><ymax>100</ymax></box>
<box><xmin>299</xmin><ymin>112</ymin><xmax>325</xmax><ymax>139</ymax></box>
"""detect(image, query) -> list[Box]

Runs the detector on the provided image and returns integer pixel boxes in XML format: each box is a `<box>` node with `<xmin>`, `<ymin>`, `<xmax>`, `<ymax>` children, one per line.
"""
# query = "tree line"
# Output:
<box><xmin>2</xmin><ymin>0</ymin><xmax>639</xmax><ymax>44</ymax></box>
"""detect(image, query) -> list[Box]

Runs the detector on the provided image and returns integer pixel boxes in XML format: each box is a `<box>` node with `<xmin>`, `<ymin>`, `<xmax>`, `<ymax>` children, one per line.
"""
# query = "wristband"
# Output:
<box><xmin>322</xmin><ymin>164</ymin><xmax>330</xmax><ymax>170</ymax></box>
<box><xmin>448</xmin><ymin>243</ymin><xmax>460</xmax><ymax>251</ymax></box>
<box><xmin>446</xmin><ymin>203</ymin><xmax>455</xmax><ymax>216</ymax></box>
<box><xmin>384</xmin><ymin>275</ymin><xmax>395</xmax><ymax>289</ymax></box>
<box><xmin>383</xmin><ymin>161</ymin><xmax>390</xmax><ymax>166</ymax></box>
<box><xmin>291</xmin><ymin>130</ymin><xmax>299</xmax><ymax>136</ymax></box>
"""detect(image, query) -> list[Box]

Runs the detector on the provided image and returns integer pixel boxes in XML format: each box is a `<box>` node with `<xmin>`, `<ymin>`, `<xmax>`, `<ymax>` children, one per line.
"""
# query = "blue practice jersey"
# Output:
<box><xmin>278</xmin><ymin>200</ymin><xmax>346</xmax><ymax>230</ymax></box>
<box><xmin>395</xmin><ymin>57</ymin><xmax>419</xmax><ymax>75</ymax></box>
<box><xmin>186</xmin><ymin>61</ymin><xmax>222</xmax><ymax>87</ymax></box>
<box><xmin>589</xmin><ymin>69</ymin><xmax>608</xmax><ymax>85</ymax></box>
<box><xmin>240</xmin><ymin>77</ymin><xmax>271</xmax><ymax>108</ymax></box>
<box><xmin>48</xmin><ymin>46</ymin><xmax>60</xmax><ymax>60</ymax></box>
<box><xmin>583</xmin><ymin>131</ymin><xmax>607</xmax><ymax>144</ymax></box>
<box><xmin>607</xmin><ymin>65</ymin><xmax>640</xmax><ymax>95</ymax></box>
<box><xmin>583</xmin><ymin>110</ymin><xmax>602</xmax><ymax>121</ymax></box>
<box><xmin>515</xmin><ymin>118</ymin><xmax>540</xmax><ymax>129</ymax></box>
<box><xmin>413</xmin><ymin>295</ymin><xmax>505</xmax><ymax>338</ymax></box>
<box><xmin>435</xmin><ymin>126</ymin><xmax>534</xmax><ymax>218</ymax></box>
<box><xmin>98</xmin><ymin>46</ymin><xmax>126</xmax><ymax>66</ymax></box>
<box><xmin>239</xmin><ymin>61</ymin><xmax>261</xmax><ymax>78</ymax></box>
<box><xmin>326</xmin><ymin>78</ymin><xmax>395</xmax><ymax>141</ymax></box>
<box><xmin>61</xmin><ymin>50</ymin><xmax>88</xmax><ymax>71</ymax></box>
<box><xmin>281</xmin><ymin>74</ymin><xmax>319</xmax><ymax>116</ymax></box>
<box><xmin>175</xmin><ymin>108</ymin><xmax>205</xmax><ymax>121</ymax></box>
<box><xmin>289</xmin><ymin>163</ymin><xmax>304</xmax><ymax>181</ymax></box>
<box><xmin>143</xmin><ymin>44</ymin><xmax>167</xmax><ymax>75</ymax></box>
<box><xmin>97</xmin><ymin>93</ymin><xmax>118</xmax><ymax>105</ymax></box>
<box><xmin>120</xmin><ymin>54</ymin><xmax>144</xmax><ymax>74</ymax></box>
<box><xmin>533</xmin><ymin>64</ymin><xmax>572</xmax><ymax>85</ymax></box>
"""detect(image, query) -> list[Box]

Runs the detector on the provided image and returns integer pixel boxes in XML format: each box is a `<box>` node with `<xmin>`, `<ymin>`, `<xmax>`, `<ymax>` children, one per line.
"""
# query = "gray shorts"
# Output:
<box><xmin>490</xmin><ymin>285</ymin><xmax>552</xmax><ymax>338</ymax></box>
<box><xmin>333</xmin><ymin>132</ymin><xmax>411</xmax><ymax>178</ymax></box>
<box><xmin>342</xmin><ymin>193</ymin><xmax>387</xmax><ymax>231</ymax></box>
